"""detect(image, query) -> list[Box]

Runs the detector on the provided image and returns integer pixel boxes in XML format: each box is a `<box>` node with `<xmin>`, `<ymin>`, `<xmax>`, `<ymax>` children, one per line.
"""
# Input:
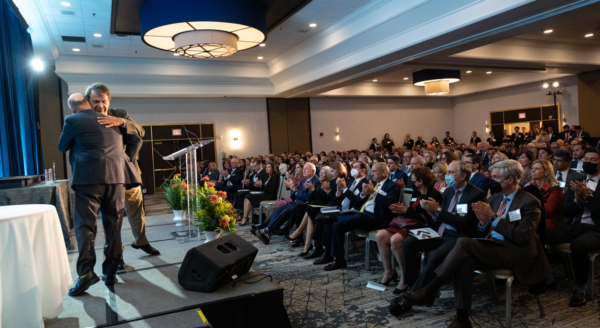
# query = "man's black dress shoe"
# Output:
<box><xmin>402</xmin><ymin>288</ymin><xmax>435</xmax><ymax>307</ymax></box>
<box><xmin>388</xmin><ymin>297</ymin><xmax>412</xmax><ymax>317</ymax></box>
<box><xmin>117</xmin><ymin>260</ymin><xmax>126</xmax><ymax>271</ymax></box>
<box><xmin>313</xmin><ymin>255</ymin><xmax>334</xmax><ymax>265</ymax></box>
<box><xmin>131</xmin><ymin>243</ymin><xmax>161</xmax><ymax>255</ymax></box>
<box><xmin>569</xmin><ymin>290</ymin><xmax>587</xmax><ymax>307</ymax></box>
<box><xmin>254</xmin><ymin>230</ymin><xmax>270</xmax><ymax>245</ymax></box>
<box><xmin>68</xmin><ymin>272</ymin><xmax>100</xmax><ymax>296</ymax></box>
<box><xmin>324</xmin><ymin>259</ymin><xmax>347</xmax><ymax>271</ymax></box>
<box><xmin>304</xmin><ymin>247</ymin><xmax>324</xmax><ymax>260</ymax></box>
<box><xmin>102</xmin><ymin>273</ymin><xmax>118</xmax><ymax>285</ymax></box>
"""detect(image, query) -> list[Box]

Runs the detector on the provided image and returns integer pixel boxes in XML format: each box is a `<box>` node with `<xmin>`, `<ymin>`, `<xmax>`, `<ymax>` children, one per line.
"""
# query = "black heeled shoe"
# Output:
<box><xmin>298</xmin><ymin>244</ymin><xmax>313</xmax><ymax>257</ymax></box>
<box><xmin>291</xmin><ymin>237</ymin><xmax>304</xmax><ymax>248</ymax></box>
<box><xmin>239</xmin><ymin>218</ymin><xmax>250</xmax><ymax>226</ymax></box>
<box><xmin>393</xmin><ymin>286</ymin><xmax>408</xmax><ymax>294</ymax></box>
<box><xmin>285</xmin><ymin>234</ymin><xmax>301</xmax><ymax>242</ymax></box>
<box><xmin>380</xmin><ymin>271</ymin><xmax>398</xmax><ymax>286</ymax></box>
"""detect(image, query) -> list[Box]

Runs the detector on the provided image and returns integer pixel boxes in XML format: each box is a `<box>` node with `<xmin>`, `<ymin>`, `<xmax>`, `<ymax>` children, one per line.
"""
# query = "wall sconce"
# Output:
<box><xmin>233</xmin><ymin>137</ymin><xmax>238</xmax><ymax>141</ymax></box>
<box><xmin>562</xmin><ymin>113</ymin><xmax>567</xmax><ymax>124</ymax></box>
<box><xmin>485</xmin><ymin>120</ymin><xmax>489</xmax><ymax>133</ymax></box>
<box><xmin>336</xmin><ymin>127</ymin><xmax>340</xmax><ymax>141</ymax></box>
<box><xmin>230</xmin><ymin>130</ymin><xmax>241</xmax><ymax>149</ymax></box>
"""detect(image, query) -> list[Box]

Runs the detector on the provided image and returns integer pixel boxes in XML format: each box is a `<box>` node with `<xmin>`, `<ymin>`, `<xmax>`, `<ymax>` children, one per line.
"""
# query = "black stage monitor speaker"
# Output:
<box><xmin>178</xmin><ymin>233</ymin><xmax>258</xmax><ymax>293</ymax></box>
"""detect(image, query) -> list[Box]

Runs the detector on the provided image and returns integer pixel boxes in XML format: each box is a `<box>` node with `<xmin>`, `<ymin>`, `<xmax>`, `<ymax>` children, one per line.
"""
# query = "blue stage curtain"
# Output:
<box><xmin>0</xmin><ymin>0</ymin><xmax>42</xmax><ymax>178</ymax></box>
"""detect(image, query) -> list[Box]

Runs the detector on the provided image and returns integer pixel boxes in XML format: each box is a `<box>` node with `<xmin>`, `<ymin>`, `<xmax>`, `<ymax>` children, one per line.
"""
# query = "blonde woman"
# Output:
<box><xmin>491</xmin><ymin>152</ymin><xmax>509</xmax><ymax>165</ymax></box>
<box><xmin>527</xmin><ymin>159</ymin><xmax>563</xmax><ymax>227</ymax></box>
<box><xmin>207</xmin><ymin>162</ymin><xmax>219</xmax><ymax>181</ymax></box>
<box><xmin>423</xmin><ymin>151</ymin><xmax>436</xmax><ymax>169</ymax></box>
<box><xmin>432</xmin><ymin>162</ymin><xmax>448</xmax><ymax>192</ymax></box>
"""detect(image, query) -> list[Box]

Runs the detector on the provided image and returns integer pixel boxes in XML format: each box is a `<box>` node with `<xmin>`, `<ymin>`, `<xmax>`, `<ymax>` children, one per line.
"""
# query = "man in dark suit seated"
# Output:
<box><xmin>547</xmin><ymin>148</ymin><xmax>600</xmax><ymax>307</ymax></box>
<box><xmin>552</xmin><ymin>149</ymin><xmax>584</xmax><ymax>193</ymax></box>
<box><xmin>215</xmin><ymin>157</ymin><xmax>244</xmax><ymax>201</ymax></box>
<box><xmin>547</xmin><ymin>126</ymin><xmax>558</xmax><ymax>143</ymax></box>
<box><xmin>469</xmin><ymin>131</ymin><xmax>481</xmax><ymax>145</ymax></box>
<box><xmin>255</xmin><ymin>163</ymin><xmax>320</xmax><ymax>244</ymax></box>
<box><xmin>317</xmin><ymin>163</ymin><xmax>400</xmax><ymax>271</ymax></box>
<box><xmin>386</xmin><ymin>155</ymin><xmax>408</xmax><ymax>186</ymax></box>
<box><xmin>233</xmin><ymin>159</ymin><xmax>267</xmax><ymax>209</ymax></box>
<box><xmin>574</xmin><ymin>125</ymin><xmax>591</xmax><ymax>141</ymax></box>
<box><xmin>399</xmin><ymin>159</ymin><xmax>550</xmax><ymax>328</ymax></box>
<box><xmin>415</xmin><ymin>136</ymin><xmax>427</xmax><ymax>148</ymax></box>
<box><xmin>390</xmin><ymin>160</ymin><xmax>486</xmax><ymax>316</ymax></box>
<box><xmin>558</xmin><ymin>125</ymin><xmax>575</xmax><ymax>141</ymax></box>
<box><xmin>463</xmin><ymin>154</ymin><xmax>491</xmax><ymax>195</ymax></box>
<box><xmin>570</xmin><ymin>142</ymin><xmax>587</xmax><ymax>171</ymax></box>
<box><xmin>305</xmin><ymin>161</ymin><xmax>368</xmax><ymax>260</ymax></box>
<box><xmin>59</xmin><ymin>94</ymin><xmax>141</xmax><ymax>296</ymax></box>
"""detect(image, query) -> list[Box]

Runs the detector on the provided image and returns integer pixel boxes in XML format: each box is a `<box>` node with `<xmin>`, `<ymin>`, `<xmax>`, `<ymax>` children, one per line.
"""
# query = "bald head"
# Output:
<box><xmin>68</xmin><ymin>93</ymin><xmax>91</xmax><ymax>114</ymax></box>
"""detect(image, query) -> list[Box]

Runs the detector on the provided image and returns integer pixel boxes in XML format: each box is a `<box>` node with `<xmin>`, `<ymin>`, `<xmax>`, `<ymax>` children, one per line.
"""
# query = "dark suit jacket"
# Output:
<box><xmin>570</xmin><ymin>160</ymin><xmax>583</xmax><ymax>169</ymax></box>
<box><xmin>389</xmin><ymin>169</ymin><xmax>408</xmax><ymax>185</ymax></box>
<box><xmin>59</xmin><ymin>109</ymin><xmax>140</xmax><ymax>189</ymax></box>
<box><xmin>207</xmin><ymin>169</ymin><xmax>220</xmax><ymax>181</ymax></box>
<box><xmin>469</xmin><ymin>136</ymin><xmax>481</xmax><ymax>145</ymax></box>
<box><xmin>338</xmin><ymin>176</ymin><xmax>367</xmax><ymax>208</ymax></box>
<box><xmin>403</xmin><ymin>139</ymin><xmax>414</xmax><ymax>149</ymax></box>
<box><xmin>561</xmin><ymin>169</ymin><xmax>585</xmax><ymax>192</ymax></box>
<box><xmin>487</xmin><ymin>137</ymin><xmax>500</xmax><ymax>147</ymax></box>
<box><xmin>259</xmin><ymin>174</ymin><xmax>280</xmax><ymax>199</ymax></box>
<box><xmin>500</xmin><ymin>134</ymin><xmax>512</xmax><ymax>143</ymax></box>
<box><xmin>478</xmin><ymin>189</ymin><xmax>550</xmax><ymax>285</ymax></box>
<box><xmin>547</xmin><ymin>132</ymin><xmax>558</xmax><ymax>143</ymax></box>
<box><xmin>224</xmin><ymin>167</ymin><xmax>245</xmax><ymax>190</ymax></box>
<box><xmin>415</xmin><ymin>140</ymin><xmax>427</xmax><ymax>148</ymax></box>
<box><xmin>107</xmin><ymin>108</ymin><xmax>145</xmax><ymax>175</ymax></box>
<box><xmin>511</xmin><ymin>132</ymin><xmax>525</xmax><ymax>145</ymax></box>
<box><xmin>575</xmin><ymin>131</ymin><xmax>591</xmax><ymax>139</ymax></box>
<box><xmin>403</xmin><ymin>187</ymin><xmax>443</xmax><ymax>226</ymax></box>
<box><xmin>294</xmin><ymin>175</ymin><xmax>321</xmax><ymax>204</ymax></box>
<box><xmin>353</xmin><ymin>179</ymin><xmax>401</xmax><ymax>223</ymax></box>
<box><xmin>470</xmin><ymin>172</ymin><xmax>491</xmax><ymax>195</ymax></box>
<box><xmin>558</xmin><ymin>131</ymin><xmax>575</xmax><ymax>141</ymax></box>
<box><xmin>443</xmin><ymin>137</ymin><xmax>454</xmax><ymax>144</ymax></box>
<box><xmin>562</xmin><ymin>175</ymin><xmax>600</xmax><ymax>227</ymax></box>
<box><xmin>248</xmin><ymin>169</ymin><xmax>268</xmax><ymax>191</ymax></box>
<box><xmin>435</xmin><ymin>182</ymin><xmax>486</xmax><ymax>235</ymax></box>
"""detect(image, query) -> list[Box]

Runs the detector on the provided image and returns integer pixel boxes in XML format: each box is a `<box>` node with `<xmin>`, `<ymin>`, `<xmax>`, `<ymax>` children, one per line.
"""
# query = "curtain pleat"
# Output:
<box><xmin>0</xmin><ymin>0</ymin><xmax>42</xmax><ymax>178</ymax></box>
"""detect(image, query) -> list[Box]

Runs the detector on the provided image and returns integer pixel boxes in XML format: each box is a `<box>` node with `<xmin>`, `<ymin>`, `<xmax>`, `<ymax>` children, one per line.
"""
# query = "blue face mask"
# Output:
<box><xmin>445</xmin><ymin>174</ymin><xmax>458</xmax><ymax>188</ymax></box>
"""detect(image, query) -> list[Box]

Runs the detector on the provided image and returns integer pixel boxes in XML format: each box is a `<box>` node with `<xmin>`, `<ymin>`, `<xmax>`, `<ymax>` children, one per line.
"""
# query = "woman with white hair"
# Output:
<box><xmin>423</xmin><ymin>151</ymin><xmax>436</xmax><ymax>169</ymax></box>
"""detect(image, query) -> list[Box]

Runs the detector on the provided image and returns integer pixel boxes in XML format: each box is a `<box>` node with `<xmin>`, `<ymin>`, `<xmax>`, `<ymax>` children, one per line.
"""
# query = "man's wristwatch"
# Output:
<box><xmin>434</xmin><ymin>207</ymin><xmax>442</xmax><ymax>217</ymax></box>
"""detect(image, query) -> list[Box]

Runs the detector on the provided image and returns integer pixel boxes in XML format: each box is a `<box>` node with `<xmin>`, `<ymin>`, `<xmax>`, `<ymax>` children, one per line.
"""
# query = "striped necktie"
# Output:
<box><xmin>360</xmin><ymin>182</ymin><xmax>380</xmax><ymax>212</ymax></box>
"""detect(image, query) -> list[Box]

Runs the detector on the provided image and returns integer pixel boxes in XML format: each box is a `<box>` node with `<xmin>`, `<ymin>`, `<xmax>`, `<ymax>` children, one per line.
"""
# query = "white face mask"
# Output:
<box><xmin>351</xmin><ymin>168</ymin><xmax>359</xmax><ymax>178</ymax></box>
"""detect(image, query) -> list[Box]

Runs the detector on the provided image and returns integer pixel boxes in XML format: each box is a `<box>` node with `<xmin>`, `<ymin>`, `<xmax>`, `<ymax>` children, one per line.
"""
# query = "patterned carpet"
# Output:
<box><xmin>144</xmin><ymin>196</ymin><xmax>600</xmax><ymax>328</ymax></box>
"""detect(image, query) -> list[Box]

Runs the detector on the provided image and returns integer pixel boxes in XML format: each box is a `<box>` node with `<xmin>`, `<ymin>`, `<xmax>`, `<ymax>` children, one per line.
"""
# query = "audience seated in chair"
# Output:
<box><xmin>546</xmin><ymin>147</ymin><xmax>600</xmax><ymax>307</ymax></box>
<box><xmin>396</xmin><ymin>159</ymin><xmax>550</xmax><ymax>328</ymax></box>
<box><xmin>463</xmin><ymin>153</ymin><xmax>491</xmax><ymax>195</ymax></box>
<box><xmin>240</xmin><ymin>163</ymin><xmax>280</xmax><ymax>226</ymax></box>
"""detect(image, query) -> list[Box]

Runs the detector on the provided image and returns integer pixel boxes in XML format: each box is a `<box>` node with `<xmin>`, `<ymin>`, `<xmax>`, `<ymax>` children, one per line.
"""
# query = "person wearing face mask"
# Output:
<box><xmin>305</xmin><ymin>161</ymin><xmax>368</xmax><ymax>261</ymax></box>
<box><xmin>400</xmin><ymin>160</ymin><xmax>550</xmax><ymax>328</ymax></box>
<box><xmin>546</xmin><ymin>148</ymin><xmax>600</xmax><ymax>307</ymax></box>
<box><xmin>390</xmin><ymin>160</ymin><xmax>486</xmax><ymax>316</ymax></box>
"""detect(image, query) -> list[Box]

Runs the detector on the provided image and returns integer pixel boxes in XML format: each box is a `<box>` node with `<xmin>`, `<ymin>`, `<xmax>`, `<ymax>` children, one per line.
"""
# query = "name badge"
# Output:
<box><xmin>559</xmin><ymin>181</ymin><xmax>566</xmax><ymax>188</ymax></box>
<box><xmin>411</xmin><ymin>197</ymin><xmax>417</xmax><ymax>202</ymax></box>
<box><xmin>509</xmin><ymin>209</ymin><xmax>521</xmax><ymax>222</ymax></box>
<box><xmin>440</xmin><ymin>187</ymin><xmax>447</xmax><ymax>193</ymax></box>
<box><xmin>378</xmin><ymin>190</ymin><xmax>388</xmax><ymax>196</ymax></box>
<box><xmin>587</xmin><ymin>180</ymin><xmax>597</xmax><ymax>191</ymax></box>
<box><xmin>457</xmin><ymin>204</ymin><xmax>468</xmax><ymax>214</ymax></box>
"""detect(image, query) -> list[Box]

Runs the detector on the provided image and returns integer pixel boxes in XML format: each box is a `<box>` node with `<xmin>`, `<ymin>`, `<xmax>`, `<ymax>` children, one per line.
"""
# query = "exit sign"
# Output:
<box><xmin>172</xmin><ymin>129</ymin><xmax>182</xmax><ymax>136</ymax></box>
<box><xmin>519</xmin><ymin>113</ymin><xmax>526</xmax><ymax>119</ymax></box>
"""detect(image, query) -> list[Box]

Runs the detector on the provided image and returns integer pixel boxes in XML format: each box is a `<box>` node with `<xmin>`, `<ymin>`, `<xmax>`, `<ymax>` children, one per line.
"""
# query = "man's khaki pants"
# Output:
<box><xmin>124</xmin><ymin>186</ymin><xmax>149</xmax><ymax>247</ymax></box>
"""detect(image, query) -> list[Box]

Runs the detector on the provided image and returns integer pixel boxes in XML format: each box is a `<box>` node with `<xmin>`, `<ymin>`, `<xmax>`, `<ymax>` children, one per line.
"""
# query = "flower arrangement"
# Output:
<box><xmin>194</xmin><ymin>176</ymin><xmax>238</xmax><ymax>234</ymax></box>
<box><xmin>163</xmin><ymin>174</ymin><xmax>188</xmax><ymax>211</ymax></box>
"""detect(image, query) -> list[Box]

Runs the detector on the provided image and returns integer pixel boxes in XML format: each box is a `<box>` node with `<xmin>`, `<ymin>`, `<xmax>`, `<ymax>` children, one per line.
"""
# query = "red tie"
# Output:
<box><xmin>437</xmin><ymin>190</ymin><xmax>461</xmax><ymax>237</ymax></box>
<box><xmin>486</xmin><ymin>198</ymin><xmax>509</xmax><ymax>238</ymax></box>
<box><xmin>566</xmin><ymin>133</ymin><xmax>569</xmax><ymax>141</ymax></box>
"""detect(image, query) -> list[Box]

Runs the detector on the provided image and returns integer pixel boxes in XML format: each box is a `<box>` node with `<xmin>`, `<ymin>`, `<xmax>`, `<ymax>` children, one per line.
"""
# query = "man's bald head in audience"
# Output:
<box><xmin>68</xmin><ymin>93</ymin><xmax>91</xmax><ymax>114</ymax></box>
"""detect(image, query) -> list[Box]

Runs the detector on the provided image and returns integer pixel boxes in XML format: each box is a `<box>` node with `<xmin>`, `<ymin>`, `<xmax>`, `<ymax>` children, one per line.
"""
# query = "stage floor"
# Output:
<box><xmin>48</xmin><ymin>206</ymin><xmax>600</xmax><ymax>328</ymax></box>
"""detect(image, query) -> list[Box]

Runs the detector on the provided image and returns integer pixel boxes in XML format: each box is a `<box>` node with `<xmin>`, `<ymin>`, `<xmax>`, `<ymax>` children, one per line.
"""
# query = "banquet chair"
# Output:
<box><xmin>255</xmin><ymin>177</ymin><xmax>285</xmax><ymax>225</ymax></box>
<box><xmin>474</xmin><ymin>269</ymin><xmax>545</xmax><ymax>328</ymax></box>
<box><xmin>548</xmin><ymin>243</ymin><xmax>600</xmax><ymax>301</ymax></box>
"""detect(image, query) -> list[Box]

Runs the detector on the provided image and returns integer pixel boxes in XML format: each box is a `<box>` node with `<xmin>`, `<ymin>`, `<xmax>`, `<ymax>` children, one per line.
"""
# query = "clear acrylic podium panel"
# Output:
<box><xmin>162</xmin><ymin>140</ymin><xmax>213</xmax><ymax>243</ymax></box>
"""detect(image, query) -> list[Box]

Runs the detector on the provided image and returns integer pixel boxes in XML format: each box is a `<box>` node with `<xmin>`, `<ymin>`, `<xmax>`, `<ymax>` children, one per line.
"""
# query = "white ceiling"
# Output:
<box><xmin>38</xmin><ymin>0</ymin><xmax>372</xmax><ymax>62</ymax></box>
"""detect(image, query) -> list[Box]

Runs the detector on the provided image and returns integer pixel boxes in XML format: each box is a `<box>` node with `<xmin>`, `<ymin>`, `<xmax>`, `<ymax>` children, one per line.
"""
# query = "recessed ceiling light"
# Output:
<box><xmin>72</xmin><ymin>48</ymin><xmax>80</xmax><ymax>52</ymax></box>
<box><xmin>403</xmin><ymin>77</ymin><xmax>409</xmax><ymax>80</ymax></box>
<box><xmin>466</xmin><ymin>70</ymin><xmax>472</xmax><ymax>73</ymax></box>
<box><xmin>31</xmin><ymin>59</ymin><xmax>44</xmax><ymax>71</ymax></box>
<box><xmin>553</xmin><ymin>82</ymin><xmax>559</xmax><ymax>87</ymax></box>
<box><xmin>585</xmin><ymin>33</ymin><xmax>594</xmax><ymax>38</ymax></box>
<box><xmin>257</xmin><ymin>56</ymin><xmax>263</xmax><ymax>59</ymax></box>
<box><xmin>173</xmin><ymin>53</ymin><xmax>179</xmax><ymax>56</ymax></box>
<box><xmin>93</xmin><ymin>33</ymin><xmax>102</xmax><ymax>37</ymax></box>
<box><xmin>544</xmin><ymin>29</ymin><xmax>553</xmax><ymax>34</ymax></box>
<box><xmin>259</xmin><ymin>43</ymin><xmax>265</xmax><ymax>47</ymax></box>
<box><xmin>543</xmin><ymin>83</ymin><xmax>549</xmax><ymax>89</ymax></box>
<box><xmin>486</xmin><ymin>71</ymin><xmax>492</xmax><ymax>74</ymax></box>
<box><xmin>60</xmin><ymin>2</ymin><xmax>71</xmax><ymax>6</ymax></box>
<box><xmin>373</xmin><ymin>79</ymin><xmax>378</xmax><ymax>82</ymax></box>
<box><xmin>309</xmin><ymin>23</ymin><xmax>317</xmax><ymax>28</ymax></box>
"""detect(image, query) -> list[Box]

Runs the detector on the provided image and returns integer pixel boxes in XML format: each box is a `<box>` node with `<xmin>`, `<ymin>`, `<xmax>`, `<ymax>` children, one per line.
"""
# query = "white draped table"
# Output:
<box><xmin>0</xmin><ymin>205</ymin><xmax>73</xmax><ymax>328</ymax></box>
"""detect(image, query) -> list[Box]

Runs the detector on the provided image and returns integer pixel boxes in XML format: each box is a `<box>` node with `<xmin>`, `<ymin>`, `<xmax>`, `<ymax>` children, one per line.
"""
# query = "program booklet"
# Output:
<box><xmin>409</xmin><ymin>227</ymin><xmax>440</xmax><ymax>240</ymax></box>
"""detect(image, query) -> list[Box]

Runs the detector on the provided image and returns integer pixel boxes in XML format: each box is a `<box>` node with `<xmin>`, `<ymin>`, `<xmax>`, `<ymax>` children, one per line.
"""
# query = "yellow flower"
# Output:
<box><xmin>208</xmin><ymin>187</ymin><xmax>217</xmax><ymax>194</ymax></box>
<box><xmin>196</xmin><ymin>209</ymin><xmax>207</xmax><ymax>218</ymax></box>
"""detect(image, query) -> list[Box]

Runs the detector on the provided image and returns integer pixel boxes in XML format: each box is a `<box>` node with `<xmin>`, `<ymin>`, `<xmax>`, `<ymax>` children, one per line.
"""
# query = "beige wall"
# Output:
<box><xmin>577</xmin><ymin>71</ymin><xmax>600</xmax><ymax>137</ymax></box>
<box><xmin>310</xmin><ymin>97</ymin><xmax>454</xmax><ymax>152</ymax></box>
<box><xmin>453</xmin><ymin>75</ymin><xmax>579</xmax><ymax>142</ymax></box>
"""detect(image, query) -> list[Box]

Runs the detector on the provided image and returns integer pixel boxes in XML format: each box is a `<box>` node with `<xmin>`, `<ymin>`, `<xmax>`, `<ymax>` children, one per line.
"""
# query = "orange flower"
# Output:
<box><xmin>217</xmin><ymin>191</ymin><xmax>227</xmax><ymax>198</ymax></box>
<box><xmin>229</xmin><ymin>210</ymin><xmax>234</xmax><ymax>215</ymax></box>
<box><xmin>172</xmin><ymin>184</ymin><xmax>178</xmax><ymax>189</ymax></box>
<box><xmin>174</xmin><ymin>174</ymin><xmax>181</xmax><ymax>177</ymax></box>
<box><xmin>181</xmin><ymin>183</ymin><xmax>188</xmax><ymax>189</ymax></box>
<box><xmin>219</xmin><ymin>217</ymin><xmax>229</xmax><ymax>227</ymax></box>
<box><xmin>210</xmin><ymin>195</ymin><xmax>219</xmax><ymax>202</ymax></box>
<box><xmin>201</xmin><ymin>176</ymin><xmax>210</xmax><ymax>181</ymax></box>
<box><xmin>206</xmin><ymin>182</ymin><xmax>215</xmax><ymax>188</ymax></box>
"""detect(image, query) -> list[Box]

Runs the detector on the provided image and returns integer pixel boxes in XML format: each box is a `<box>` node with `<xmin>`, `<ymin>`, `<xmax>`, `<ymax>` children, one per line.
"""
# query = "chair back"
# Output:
<box><xmin>402</xmin><ymin>188</ymin><xmax>413</xmax><ymax>207</ymax></box>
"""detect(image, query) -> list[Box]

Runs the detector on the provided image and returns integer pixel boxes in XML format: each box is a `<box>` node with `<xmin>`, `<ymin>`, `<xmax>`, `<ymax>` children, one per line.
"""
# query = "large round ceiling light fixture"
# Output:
<box><xmin>413</xmin><ymin>69</ymin><xmax>461</xmax><ymax>95</ymax></box>
<box><xmin>140</xmin><ymin>0</ymin><xmax>267</xmax><ymax>58</ymax></box>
